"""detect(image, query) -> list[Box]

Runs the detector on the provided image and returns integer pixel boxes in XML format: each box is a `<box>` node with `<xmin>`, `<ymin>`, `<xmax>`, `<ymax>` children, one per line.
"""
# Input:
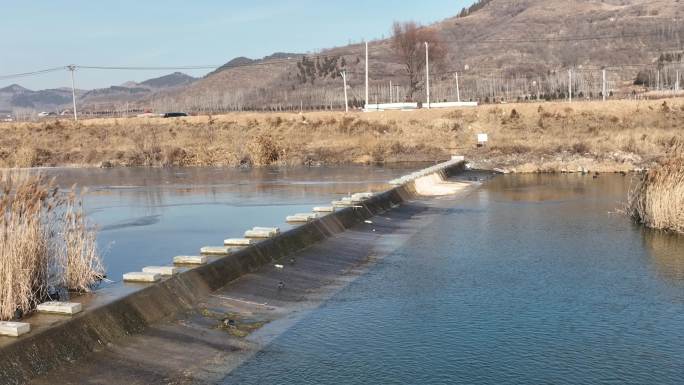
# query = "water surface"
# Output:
<box><xmin>222</xmin><ymin>174</ymin><xmax>684</xmax><ymax>384</ymax></box>
<box><xmin>46</xmin><ymin>165</ymin><xmax>418</xmax><ymax>282</ymax></box>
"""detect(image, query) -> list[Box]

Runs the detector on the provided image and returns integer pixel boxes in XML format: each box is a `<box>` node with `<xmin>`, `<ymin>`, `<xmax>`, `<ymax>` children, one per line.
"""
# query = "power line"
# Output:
<box><xmin>0</xmin><ymin>66</ymin><xmax>65</xmax><ymax>81</ymax></box>
<box><xmin>77</xmin><ymin>65</ymin><xmax>222</xmax><ymax>71</ymax></box>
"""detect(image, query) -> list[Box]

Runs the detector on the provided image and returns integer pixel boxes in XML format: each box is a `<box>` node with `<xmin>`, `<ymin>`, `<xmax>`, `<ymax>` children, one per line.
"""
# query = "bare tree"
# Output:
<box><xmin>391</xmin><ymin>21</ymin><xmax>447</xmax><ymax>100</ymax></box>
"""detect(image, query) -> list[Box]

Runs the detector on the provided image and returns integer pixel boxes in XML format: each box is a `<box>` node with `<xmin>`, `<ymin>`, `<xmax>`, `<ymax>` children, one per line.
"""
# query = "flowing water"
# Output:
<box><xmin>217</xmin><ymin>174</ymin><xmax>684</xmax><ymax>385</ymax></box>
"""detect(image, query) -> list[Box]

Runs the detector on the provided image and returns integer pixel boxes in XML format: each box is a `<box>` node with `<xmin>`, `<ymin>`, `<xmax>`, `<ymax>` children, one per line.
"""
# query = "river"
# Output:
<box><xmin>47</xmin><ymin>165</ymin><xmax>419</xmax><ymax>282</ymax></box>
<box><xmin>218</xmin><ymin>173</ymin><xmax>684</xmax><ymax>385</ymax></box>
<box><xmin>43</xmin><ymin>168</ymin><xmax>684</xmax><ymax>384</ymax></box>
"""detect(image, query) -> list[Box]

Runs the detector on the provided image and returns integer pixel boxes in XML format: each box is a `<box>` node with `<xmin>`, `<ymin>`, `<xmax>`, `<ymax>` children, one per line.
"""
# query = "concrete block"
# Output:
<box><xmin>200</xmin><ymin>246</ymin><xmax>237</xmax><ymax>255</ymax></box>
<box><xmin>0</xmin><ymin>321</ymin><xmax>30</xmax><ymax>337</ymax></box>
<box><xmin>142</xmin><ymin>266</ymin><xmax>178</xmax><ymax>276</ymax></box>
<box><xmin>173</xmin><ymin>255</ymin><xmax>208</xmax><ymax>265</ymax></box>
<box><xmin>313</xmin><ymin>206</ymin><xmax>335</xmax><ymax>213</ymax></box>
<box><xmin>253</xmin><ymin>226</ymin><xmax>280</xmax><ymax>234</ymax></box>
<box><xmin>286</xmin><ymin>213</ymin><xmax>317</xmax><ymax>223</ymax></box>
<box><xmin>245</xmin><ymin>227</ymin><xmax>280</xmax><ymax>238</ymax></box>
<box><xmin>332</xmin><ymin>200</ymin><xmax>355</xmax><ymax>207</ymax></box>
<box><xmin>351</xmin><ymin>192</ymin><xmax>373</xmax><ymax>201</ymax></box>
<box><xmin>123</xmin><ymin>272</ymin><xmax>161</xmax><ymax>283</ymax></box>
<box><xmin>36</xmin><ymin>301</ymin><xmax>82</xmax><ymax>315</ymax></box>
<box><xmin>224</xmin><ymin>238</ymin><xmax>258</xmax><ymax>246</ymax></box>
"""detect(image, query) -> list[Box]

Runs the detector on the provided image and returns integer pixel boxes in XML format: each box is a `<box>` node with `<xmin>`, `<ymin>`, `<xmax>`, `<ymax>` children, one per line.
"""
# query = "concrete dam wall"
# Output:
<box><xmin>0</xmin><ymin>160</ymin><xmax>465</xmax><ymax>385</ymax></box>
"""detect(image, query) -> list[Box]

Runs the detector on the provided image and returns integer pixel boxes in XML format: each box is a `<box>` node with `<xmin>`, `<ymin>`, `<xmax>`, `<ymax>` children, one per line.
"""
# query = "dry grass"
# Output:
<box><xmin>628</xmin><ymin>151</ymin><xmax>684</xmax><ymax>234</ymax></box>
<box><xmin>0</xmin><ymin>171</ymin><xmax>103</xmax><ymax>320</ymax></box>
<box><xmin>1</xmin><ymin>98</ymin><xmax>684</xmax><ymax>172</ymax></box>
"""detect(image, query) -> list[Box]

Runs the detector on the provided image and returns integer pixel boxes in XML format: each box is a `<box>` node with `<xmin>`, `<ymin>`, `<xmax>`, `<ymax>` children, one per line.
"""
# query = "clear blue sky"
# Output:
<box><xmin>0</xmin><ymin>0</ymin><xmax>473</xmax><ymax>90</ymax></box>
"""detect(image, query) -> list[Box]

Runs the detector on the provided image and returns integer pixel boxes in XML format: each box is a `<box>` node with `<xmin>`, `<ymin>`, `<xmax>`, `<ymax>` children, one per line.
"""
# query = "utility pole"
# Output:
<box><xmin>389</xmin><ymin>80</ymin><xmax>393</xmax><ymax>103</ymax></box>
<box><xmin>425</xmin><ymin>42</ymin><xmax>430</xmax><ymax>109</ymax></box>
<box><xmin>365</xmin><ymin>41</ymin><xmax>369</xmax><ymax>109</ymax></box>
<box><xmin>455</xmin><ymin>72</ymin><xmax>461</xmax><ymax>102</ymax></box>
<box><xmin>676</xmin><ymin>70</ymin><xmax>680</xmax><ymax>93</ymax></box>
<box><xmin>602</xmin><ymin>69</ymin><xmax>607</xmax><ymax>102</ymax></box>
<box><xmin>67</xmin><ymin>65</ymin><xmax>78</xmax><ymax>121</ymax></box>
<box><xmin>568</xmin><ymin>69</ymin><xmax>572</xmax><ymax>103</ymax></box>
<box><xmin>341</xmin><ymin>71</ymin><xmax>349</xmax><ymax>113</ymax></box>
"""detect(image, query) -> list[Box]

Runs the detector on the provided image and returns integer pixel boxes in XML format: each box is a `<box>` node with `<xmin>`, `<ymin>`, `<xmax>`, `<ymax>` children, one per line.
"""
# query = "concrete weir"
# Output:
<box><xmin>0</xmin><ymin>159</ymin><xmax>466</xmax><ymax>385</ymax></box>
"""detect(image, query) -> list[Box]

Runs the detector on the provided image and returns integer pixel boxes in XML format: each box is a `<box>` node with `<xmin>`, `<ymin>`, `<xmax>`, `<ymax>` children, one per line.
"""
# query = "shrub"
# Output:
<box><xmin>0</xmin><ymin>172</ymin><xmax>103</xmax><ymax>320</ymax></box>
<box><xmin>628</xmin><ymin>154</ymin><xmax>684</xmax><ymax>233</ymax></box>
<box><xmin>247</xmin><ymin>134</ymin><xmax>281</xmax><ymax>166</ymax></box>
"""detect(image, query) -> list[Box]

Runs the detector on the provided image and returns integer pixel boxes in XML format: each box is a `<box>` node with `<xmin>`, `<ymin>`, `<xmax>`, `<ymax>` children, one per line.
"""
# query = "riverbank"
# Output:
<box><xmin>2</xmin><ymin>98</ymin><xmax>683</xmax><ymax>172</ymax></box>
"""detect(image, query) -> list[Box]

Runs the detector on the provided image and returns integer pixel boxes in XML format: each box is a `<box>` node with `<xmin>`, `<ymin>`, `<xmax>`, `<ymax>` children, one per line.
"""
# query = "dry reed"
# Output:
<box><xmin>2</xmin><ymin>98</ymin><xmax>683</xmax><ymax>172</ymax></box>
<box><xmin>628</xmin><ymin>152</ymin><xmax>684</xmax><ymax>233</ymax></box>
<box><xmin>0</xmin><ymin>171</ymin><xmax>103</xmax><ymax>320</ymax></box>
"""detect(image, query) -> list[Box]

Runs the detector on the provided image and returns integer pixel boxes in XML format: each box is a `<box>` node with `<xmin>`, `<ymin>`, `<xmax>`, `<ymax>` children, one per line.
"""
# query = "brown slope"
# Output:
<box><xmin>124</xmin><ymin>0</ymin><xmax>684</xmax><ymax>110</ymax></box>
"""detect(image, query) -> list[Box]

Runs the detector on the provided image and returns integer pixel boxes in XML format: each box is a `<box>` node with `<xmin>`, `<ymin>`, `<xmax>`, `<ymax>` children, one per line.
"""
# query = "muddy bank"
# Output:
<box><xmin>1</xmin><ymin>98</ymin><xmax>682</xmax><ymax>172</ymax></box>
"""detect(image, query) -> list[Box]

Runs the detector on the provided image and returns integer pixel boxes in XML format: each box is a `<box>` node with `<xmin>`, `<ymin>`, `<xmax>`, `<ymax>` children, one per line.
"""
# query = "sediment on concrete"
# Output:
<box><xmin>0</xmin><ymin>160</ymin><xmax>464</xmax><ymax>385</ymax></box>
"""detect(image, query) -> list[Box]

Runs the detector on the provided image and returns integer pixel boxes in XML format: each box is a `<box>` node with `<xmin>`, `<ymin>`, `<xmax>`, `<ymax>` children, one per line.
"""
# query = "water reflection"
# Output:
<box><xmin>643</xmin><ymin>229</ymin><xmax>684</xmax><ymax>281</ymax></box>
<box><xmin>487</xmin><ymin>173</ymin><xmax>634</xmax><ymax>203</ymax></box>
<box><xmin>42</xmin><ymin>165</ymin><xmax>422</xmax><ymax>281</ymax></box>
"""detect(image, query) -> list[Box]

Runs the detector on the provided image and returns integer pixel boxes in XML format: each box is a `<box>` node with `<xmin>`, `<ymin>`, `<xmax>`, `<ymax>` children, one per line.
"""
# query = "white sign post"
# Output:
<box><xmin>477</xmin><ymin>133</ymin><xmax>489</xmax><ymax>147</ymax></box>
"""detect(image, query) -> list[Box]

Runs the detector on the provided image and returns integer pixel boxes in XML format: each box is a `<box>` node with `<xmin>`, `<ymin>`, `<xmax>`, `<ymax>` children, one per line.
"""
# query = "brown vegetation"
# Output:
<box><xmin>0</xmin><ymin>171</ymin><xmax>102</xmax><ymax>320</ymax></box>
<box><xmin>1</xmin><ymin>98</ymin><xmax>683</xmax><ymax>172</ymax></box>
<box><xmin>391</xmin><ymin>21</ymin><xmax>446</xmax><ymax>100</ymax></box>
<box><xmin>628</xmin><ymin>149</ymin><xmax>684</xmax><ymax>234</ymax></box>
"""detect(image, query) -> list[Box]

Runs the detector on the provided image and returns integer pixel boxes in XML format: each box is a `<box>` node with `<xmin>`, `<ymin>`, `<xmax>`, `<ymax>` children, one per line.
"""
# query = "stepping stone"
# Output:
<box><xmin>286</xmin><ymin>213</ymin><xmax>317</xmax><ymax>223</ymax></box>
<box><xmin>244</xmin><ymin>230</ymin><xmax>272</xmax><ymax>238</ymax></box>
<box><xmin>0</xmin><ymin>321</ymin><xmax>30</xmax><ymax>337</ymax></box>
<box><xmin>173</xmin><ymin>256</ymin><xmax>208</xmax><ymax>265</ymax></box>
<box><xmin>332</xmin><ymin>200</ymin><xmax>355</xmax><ymax>207</ymax></box>
<box><xmin>142</xmin><ymin>266</ymin><xmax>178</xmax><ymax>276</ymax></box>
<box><xmin>351</xmin><ymin>192</ymin><xmax>374</xmax><ymax>201</ymax></box>
<box><xmin>253</xmin><ymin>226</ymin><xmax>280</xmax><ymax>234</ymax></box>
<box><xmin>245</xmin><ymin>227</ymin><xmax>280</xmax><ymax>238</ymax></box>
<box><xmin>224</xmin><ymin>238</ymin><xmax>258</xmax><ymax>246</ymax></box>
<box><xmin>123</xmin><ymin>272</ymin><xmax>161</xmax><ymax>283</ymax></box>
<box><xmin>200</xmin><ymin>246</ymin><xmax>236</xmax><ymax>255</ymax></box>
<box><xmin>313</xmin><ymin>206</ymin><xmax>335</xmax><ymax>213</ymax></box>
<box><xmin>36</xmin><ymin>301</ymin><xmax>82</xmax><ymax>315</ymax></box>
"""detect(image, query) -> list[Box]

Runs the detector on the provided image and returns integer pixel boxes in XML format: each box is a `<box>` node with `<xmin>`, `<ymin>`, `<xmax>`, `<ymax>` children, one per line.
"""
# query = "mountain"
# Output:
<box><xmin>3</xmin><ymin>0</ymin><xmax>683</xmax><ymax>113</ymax></box>
<box><xmin>148</xmin><ymin>0</ymin><xmax>684</xmax><ymax>111</ymax></box>
<box><xmin>77</xmin><ymin>72</ymin><xmax>197</xmax><ymax>108</ymax></box>
<box><xmin>140</xmin><ymin>72</ymin><xmax>195</xmax><ymax>88</ymax></box>
<box><xmin>0</xmin><ymin>85</ymin><xmax>78</xmax><ymax>112</ymax></box>
<box><xmin>0</xmin><ymin>84</ymin><xmax>29</xmax><ymax>93</ymax></box>
<box><xmin>0</xmin><ymin>70</ymin><xmax>197</xmax><ymax>112</ymax></box>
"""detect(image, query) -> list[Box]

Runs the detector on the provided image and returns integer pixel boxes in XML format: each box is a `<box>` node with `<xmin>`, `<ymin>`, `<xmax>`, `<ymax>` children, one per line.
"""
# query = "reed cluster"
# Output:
<box><xmin>628</xmin><ymin>153</ymin><xmax>684</xmax><ymax>234</ymax></box>
<box><xmin>0</xmin><ymin>171</ymin><xmax>103</xmax><ymax>320</ymax></box>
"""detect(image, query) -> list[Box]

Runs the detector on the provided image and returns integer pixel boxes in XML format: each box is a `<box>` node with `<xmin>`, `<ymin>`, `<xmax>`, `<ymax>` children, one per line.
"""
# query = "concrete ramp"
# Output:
<box><xmin>0</xmin><ymin>159</ymin><xmax>466</xmax><ymax>385</ymax></box>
